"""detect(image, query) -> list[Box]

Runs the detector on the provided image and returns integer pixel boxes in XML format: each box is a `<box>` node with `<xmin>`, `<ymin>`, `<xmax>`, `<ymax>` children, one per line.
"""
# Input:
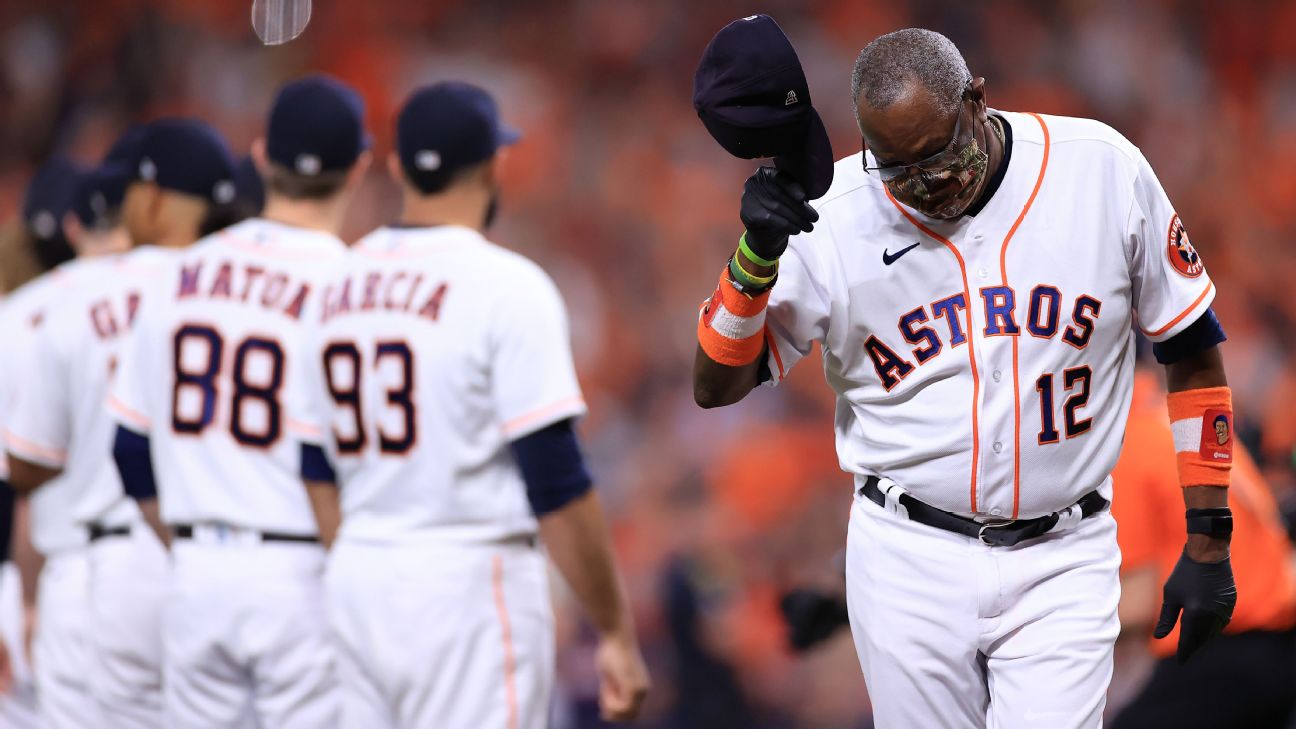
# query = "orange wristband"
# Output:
<box><xmin>697</xmin><ymin>267</ymin><xmax>770</xmax><ymax>366</ymax></box>
<box><xmin>1167</xmin><ymin>386</ymin><xmax>1233</xmax><ymax>487</ymax></box>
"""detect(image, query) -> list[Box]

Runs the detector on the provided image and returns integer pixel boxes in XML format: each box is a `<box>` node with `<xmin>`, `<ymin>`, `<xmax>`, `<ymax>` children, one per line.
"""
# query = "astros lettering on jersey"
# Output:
<box><xmin>764</xmin><ymin>111</ymin><xmax>1212</xmax><ymax>520</ymax></box>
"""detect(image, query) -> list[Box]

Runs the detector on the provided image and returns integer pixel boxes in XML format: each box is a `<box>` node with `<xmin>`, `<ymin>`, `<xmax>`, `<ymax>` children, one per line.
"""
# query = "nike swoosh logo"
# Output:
<box><xmin>882</xmin><ymin>242</ymin><xmax>920</xmax><ymax>265</ymax></box>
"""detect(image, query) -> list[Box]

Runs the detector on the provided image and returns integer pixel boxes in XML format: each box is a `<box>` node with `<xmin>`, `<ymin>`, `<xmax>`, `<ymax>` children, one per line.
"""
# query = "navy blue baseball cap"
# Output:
<box><xmin>396</xmin><ymin>82</ymin><xmax>520</xmax><ymax>193</ymax></box>
<box><xmin>110</xmin><ymin>118</ymin><xmax>237</xmax><ymax>205</ymax></box>
<box><xmin>23</xmin><ymin>157</ymin><xmax>86</xmax><ymax>244</ymax></box>
<box><xmin>694</xmin><ymin>14</ymin><xmax>834</xmax><ymax>199</ymax></box>
<box><xmin>267</xmin><ymin>75</ymin><xmax>369</xmax><ymax>176</ymax></box>
<box><xmin>71</xmin><ymin>125</ymin><xmax>150</xmax><ymax>228</ymax></box>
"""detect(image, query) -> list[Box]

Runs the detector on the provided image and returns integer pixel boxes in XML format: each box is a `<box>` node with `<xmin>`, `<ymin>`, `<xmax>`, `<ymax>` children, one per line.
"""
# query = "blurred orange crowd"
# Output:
<box><xmin>2</xmin><ymin>1</ymin><xmax>1294</xmax><ymax>726</ymax></box>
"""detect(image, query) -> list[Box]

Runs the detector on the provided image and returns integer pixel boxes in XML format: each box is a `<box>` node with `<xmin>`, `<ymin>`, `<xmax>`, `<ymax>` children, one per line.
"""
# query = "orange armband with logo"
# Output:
<box><xmin>697</xmin><ymin>266</ymin><xmax>771</xmax><ymax>366</ymax></box>
<box><xmin>1167</xmin><ymin>386</ymin><xmax>1233</xmax><ymax>487</ymax></box>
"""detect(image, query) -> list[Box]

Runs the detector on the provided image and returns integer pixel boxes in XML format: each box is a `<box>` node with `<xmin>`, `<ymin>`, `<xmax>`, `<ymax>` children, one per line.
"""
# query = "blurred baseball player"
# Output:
<box><xmin>9</xmin><ymin>119</ymin><xmax>235</xmax><ymax>729</ymax></box>
<box><xmin>296</xmin><ymin>82</ymin><xmax>650</xmax><ymax>728</ymax></box>
<box><xmin>0</xmin><ymin>157</ymin><xmax>91</xmax><ymax>729</ymax></box>
<box><xmin>109</xmin><ymin>76</ymin><xmax>369</xmax><ymax>728</ymax></box>
<box><xmin>693</xmin><ymin>23</ymin><xmax>1236</xmax><ymax>728</ymax></box>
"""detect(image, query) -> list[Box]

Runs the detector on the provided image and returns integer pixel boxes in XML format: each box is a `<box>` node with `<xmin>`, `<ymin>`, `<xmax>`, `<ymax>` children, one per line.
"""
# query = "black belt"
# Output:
<box><xmin>859</xmin><ymin>476</ymin><xmax>1108</xmax><ymax>547</ymax></box>
<box><xmin>88</xmin><ymin>524</ymin><xmax>132</xmax><ymax>542</ymax></box>
<box><xmin>172</xmin><ymin>524</ymin><xmax>318</xmax><ymax>545</ymax></box>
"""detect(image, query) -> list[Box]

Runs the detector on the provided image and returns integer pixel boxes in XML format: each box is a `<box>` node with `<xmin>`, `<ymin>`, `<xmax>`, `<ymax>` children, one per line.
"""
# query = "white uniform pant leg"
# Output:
<box><xmin>32</xmin><ymin>550</ymin><xmax>96</xmax><ymax>729</ymax></box>
<box><xmin>164</xmin><ymin>542</ymin><xmax>336</xmax><ymax>729</ymax></box>
<box><xmin>88</xmin><ymin>526</ymin><xmax>168</xmax><ymax>729</ymax></box>
<box><xmin>845</xmin><ymin>496</ymin><xmax>989</xmax><ymax>729</ymax></box>
<box><xmin>326</xmin><ymin>540</ymin><xmax>554</xmax><ymax>729</ymax></box>
<box><xmin>0</xmin><ymin>562</ymin><xmax>39</xmax><ymax>728</ymax></box>
<box><xmin>982</xmin><ymin>512</ymin><xmax>1121</xmax><ymax>729</ymax></box>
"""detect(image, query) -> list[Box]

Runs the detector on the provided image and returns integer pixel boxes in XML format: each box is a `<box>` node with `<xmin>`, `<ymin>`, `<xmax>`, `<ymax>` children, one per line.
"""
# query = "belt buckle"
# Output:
<box><xmin>977</xmin><ymin>518</ymin><xmax>1015</xmax><ymax>546</ymax></box>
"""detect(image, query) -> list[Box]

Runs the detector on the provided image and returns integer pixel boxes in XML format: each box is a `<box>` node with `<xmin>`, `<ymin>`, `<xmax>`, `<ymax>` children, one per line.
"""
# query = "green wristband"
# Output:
<box><xmin>729</xmin><ymin>254</ymin><xmax>777</xmax><ymax>290</ymax></box>
<box><xmin>738</xmin><ymin>232</ymin><xmax>781</xmax><ymax>268</ymax></box>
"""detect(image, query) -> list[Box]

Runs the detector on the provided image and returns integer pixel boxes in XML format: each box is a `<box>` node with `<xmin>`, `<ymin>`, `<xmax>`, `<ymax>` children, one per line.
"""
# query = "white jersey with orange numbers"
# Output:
<box><xmin>295</xmin><ymin>224</ymin><xmax>587</xmax><ymax>545</ymax></box>
<box><xmin>6</xmin><ymin>248</ymin><xmax>175</xmax><ymax>532</ymax></box>
<box><xmin>765</xmin><ymin>111</ymin><xmax>1213</xmax><ymax>520</ymax></box>
<box><xmin>108</xmin><ymin>218</ymin><xmax>346</xmax><ymax>534</ymax></box>
<box><xmin>1</xmin><ymin>260</ymin><xmax>103</xmax><ymax>555</ymax></box>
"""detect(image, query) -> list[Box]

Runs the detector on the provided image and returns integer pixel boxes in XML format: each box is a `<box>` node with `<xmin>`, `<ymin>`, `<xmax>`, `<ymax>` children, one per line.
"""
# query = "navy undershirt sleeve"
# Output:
<box><xmin>0</xmin><ymin>480</ymin><xmax>14</xmax><ymax>564</ymax></box>
<box><xmin>1152</xmin><ymin>308</ymin><xmax>1226</xmax><ymax>364</ymax></box>
<box><xmin>113</xmin><ymin>425</ymin><xmax>158</xmax><ymax>501</ymax></box>
<box><xmin>301</xmin><ymin>443</ymin><xmax>337</xmax><ymax>484</ymax></box>
<box><xmin>509</xmin><ymin>418</ymin><xmax>593</xmax><ymax>517</ymax></box>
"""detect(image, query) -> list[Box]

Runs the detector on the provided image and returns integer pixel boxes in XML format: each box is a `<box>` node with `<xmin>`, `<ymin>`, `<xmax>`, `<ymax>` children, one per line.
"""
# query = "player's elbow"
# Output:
<box><xmin>5</xmin><ymin>455</ymin><xmax>58</xmax><ymax>494</ymax></box>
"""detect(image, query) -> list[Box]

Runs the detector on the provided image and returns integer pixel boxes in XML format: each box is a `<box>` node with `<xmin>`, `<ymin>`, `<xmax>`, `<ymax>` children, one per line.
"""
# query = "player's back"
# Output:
<box><xmin>117</xmin><ymin>218</ymin><xmax>345</xmax><ymax>534</ymax></box>
<box><xmin>309</xmin><ymin>224</ymin><xmax>585</xmax><ymax>545</ymax></box>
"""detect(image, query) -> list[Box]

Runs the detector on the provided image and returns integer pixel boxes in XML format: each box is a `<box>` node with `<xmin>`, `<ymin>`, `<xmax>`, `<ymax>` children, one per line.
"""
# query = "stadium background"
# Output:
<box><xmin>1</xmin><ymin>0</ymin><xmax>1294</xmax><ymax>727</ymax></box>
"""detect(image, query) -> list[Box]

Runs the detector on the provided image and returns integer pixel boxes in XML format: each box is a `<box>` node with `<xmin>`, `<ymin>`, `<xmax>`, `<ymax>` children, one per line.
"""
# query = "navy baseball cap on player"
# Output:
<box><xmin>107</xmin><ymin>118</ymin><xmax>236</xmax><ymax>205</ymax></box>
<box><xmin>267</xmin><ymin>75</ymin><xmax>370</xmax><ymax>176</ymax></box>
<box><xmin>694</xmin><ymin>14</ymin><xmax>834</xmax><ymax>199</ymax></box>
<box><xmin>71</xmin><ymin>125</ymin><xmax>150</xmax><ymax>228</ymax></box>
<box><xmin>22</xmin><ymin>157</ymin><xmax>87</xmax><ymax>268</ymax></box>
<box><xmin>396</xmin><ymin>82</ymin><xmax>520</xmax><ymax>193</ymax></box>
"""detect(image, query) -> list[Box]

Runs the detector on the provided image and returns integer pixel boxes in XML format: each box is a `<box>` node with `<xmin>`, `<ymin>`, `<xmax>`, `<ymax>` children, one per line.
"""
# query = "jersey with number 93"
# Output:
<box><xmin>109</xmin><ymin>219</ymin><xmax>346</xmax><ymax>534</ymax></box>
<box><xmin>294</xmin><ymin>225</ymin><xmax>586</xmax><ymax>546</ymax></box>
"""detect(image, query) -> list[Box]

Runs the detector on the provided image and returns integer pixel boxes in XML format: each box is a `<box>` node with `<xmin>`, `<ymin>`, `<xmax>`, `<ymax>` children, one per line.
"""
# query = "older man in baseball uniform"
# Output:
<box><xmin>692</xmin><ymin>21</ymin><xmax>1236</xmax><ymax>729</ymax></box>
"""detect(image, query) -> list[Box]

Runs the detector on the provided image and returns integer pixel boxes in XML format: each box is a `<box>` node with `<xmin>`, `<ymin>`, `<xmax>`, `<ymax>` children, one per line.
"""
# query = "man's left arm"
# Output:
<box><xmin>1156</xmin><ymin>337</ymin><xmax>1237</xmax><ymax>663</ymax></box>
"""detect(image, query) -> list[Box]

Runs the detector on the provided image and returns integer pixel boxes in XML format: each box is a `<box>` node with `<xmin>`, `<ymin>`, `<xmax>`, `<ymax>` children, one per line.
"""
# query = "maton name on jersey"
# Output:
<box><xmin>319</xmin><ymin>271</ymin><xmax>449</xmax><ymax>325</ymax></box>
<box><xmin>176</xmin><ymin>260</ymin><xmax>311</xmax><ymax>320</ymax></box>
<box><xmin>866</xmin><ymin>284</ymin><xmax>1102</xmax><ymax>390</ymax></box>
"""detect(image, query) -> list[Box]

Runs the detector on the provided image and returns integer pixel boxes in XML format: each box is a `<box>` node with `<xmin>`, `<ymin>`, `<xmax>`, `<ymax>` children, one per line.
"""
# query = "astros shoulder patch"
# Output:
<box><xmin>1167</xmin><ymin>214</ymin><xmax>1204</xmax><ymax>278</ymax></box>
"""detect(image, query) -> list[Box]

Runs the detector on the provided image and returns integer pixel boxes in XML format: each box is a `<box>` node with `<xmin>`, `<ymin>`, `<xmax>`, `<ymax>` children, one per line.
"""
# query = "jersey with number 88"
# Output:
<box><xmin>109</xmin><ymin>219</ymin><xmax>347</xmax><ymax>534</ymax></box>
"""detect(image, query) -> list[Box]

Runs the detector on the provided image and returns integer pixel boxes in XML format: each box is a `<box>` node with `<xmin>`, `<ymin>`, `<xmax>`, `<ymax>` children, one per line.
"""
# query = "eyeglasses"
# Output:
<box><xmin>863</xmin><ymin>88</ymin><xmax>974</xmax><ymax>183</ymax></box>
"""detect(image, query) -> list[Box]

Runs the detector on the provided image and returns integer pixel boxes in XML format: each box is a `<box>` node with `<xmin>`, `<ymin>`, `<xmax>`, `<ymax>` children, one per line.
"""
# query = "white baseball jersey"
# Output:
<box><xmin>296</xmin><ymin>225</ymin><xmax>586</xmax><ymax>545</ymax></box>
<box><xmin>1</xmin><ymin>261</ymin><xmax>103</xmax><ymax>554</ymax></box>
<box><xmin>6</xmin><ymin>248</ymin><xmax>175</xmax><ymax>533</ymax></box>
<box><xmin>109</xmin><ymin>218</ymin><xmax>347</xmax><ymax>534</ymax></box>
<box><xmin>766</xmin><ymin>111</ymin><xmax>1213</xmax><ymax>520</ymax></box>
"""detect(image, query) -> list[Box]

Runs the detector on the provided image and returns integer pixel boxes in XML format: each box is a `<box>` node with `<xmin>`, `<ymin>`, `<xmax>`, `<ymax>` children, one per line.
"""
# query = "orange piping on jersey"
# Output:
<box><xmin>501</xmin><ymin>396</ymin><xmax>587</xmax><ymax>438</ymax></box>
<box><xmin>491</xmin><ymin>555</ymin><xmax>520</xmax><ymax>729</ymax></box>
<box><xmin>1001</xmin><ymin>112</ymin><xmax>1051</xmax><ymax>519</ymax></box>
<box><xmin>764</xmin><ymin>326</ymin><xmax>786</xmax><ymax>381</ymax></box>
<box><xmin>1141</xmin><ymin>281</ymin><xmax>1214</xmax><ymax>339</ymax></box>
<box><xmin>884</xmin><ymin>188</ymin><xmax>982</xmax><ymax>513</ymax></box>
<box><xmin>106</xmin><ymin>394</ymin><xmax>151</xmax><ymax>431</ymax></box>
<box><xmin>285</xmin><ymin>416</ymin><xmax>323</xmax><ymax>440</ymax></box>
<box><xmin>3</xmin><ymin>430</ymin><xmax>68</xmax><ymax>467</ymax></box>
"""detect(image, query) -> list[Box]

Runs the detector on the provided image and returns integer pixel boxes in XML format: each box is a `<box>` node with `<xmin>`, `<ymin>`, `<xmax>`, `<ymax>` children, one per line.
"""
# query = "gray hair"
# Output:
<box><xmin>850</xmin><ymin>29</ymin><xmax>972</xmax><ymax>118</ymax></box>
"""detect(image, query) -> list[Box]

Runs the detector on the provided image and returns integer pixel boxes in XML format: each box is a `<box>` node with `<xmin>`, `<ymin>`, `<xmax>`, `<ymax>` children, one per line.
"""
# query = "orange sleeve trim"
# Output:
<box><xmin>501</xmin><ymin>395</ymin><xmax>586</xmax><ymax>436</ymax></box>
<box><xmin>1142</xmin><ymin>281</ymin><xmax>1214</xmax><ymax>338</ymax></box>
<box><xmin>107</xmin><ymin>394</ymin><xmax>152</xmax><ymax>431</ymax></box>
<box><xmin>3</xmin><ymin>430</ymin><xmax>67</xmax><ymax>466</ymax></box>
<box><xmin>698</xmin><ymin>315</ymin><xmax>765</xmax><ymax>366</ymax></box>
<box><xmin>764</xmin><ymin>326</ymin><xmax>786</xmax><ymax>381</ymax></box>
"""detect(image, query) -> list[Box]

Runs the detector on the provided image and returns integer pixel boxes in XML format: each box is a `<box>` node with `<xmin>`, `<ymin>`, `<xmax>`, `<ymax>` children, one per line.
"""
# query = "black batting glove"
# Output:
<box><xmin>1153</xmin><ymin>549</ymin><xmax>1236</xmax><ymax>664</ymax></box>
<box><xmin>740</xmin><ymin>167</ymin><xmax>819</xmax><ymax>262</ymax></box>
<box><xmin>779</xmin><ymin>589</ymin><xmax>850</xmax><ymax>652</ymax></box>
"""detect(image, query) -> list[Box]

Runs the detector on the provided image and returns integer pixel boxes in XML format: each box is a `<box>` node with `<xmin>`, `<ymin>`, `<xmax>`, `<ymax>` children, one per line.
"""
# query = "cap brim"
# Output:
<box><xmin>496</xmin><ymin>124</ymin><xmax>522</xmax><ymax>147</ymax></box>
<box><xmin>774</xmin><ymin>107</ymin><xmax>834</xmax><ymax>200</ymax></box>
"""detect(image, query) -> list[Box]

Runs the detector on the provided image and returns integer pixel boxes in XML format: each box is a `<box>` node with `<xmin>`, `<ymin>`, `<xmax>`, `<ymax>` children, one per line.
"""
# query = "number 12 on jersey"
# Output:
<box><xmin>323</xmin><ymin>341</ymin><xmax>416</xmax><ymax>456</ymax></box>
<box><xmin>1035</xmin><ymin>365</ymin><xmax>1092</xmax><ymax>444</ymax></box>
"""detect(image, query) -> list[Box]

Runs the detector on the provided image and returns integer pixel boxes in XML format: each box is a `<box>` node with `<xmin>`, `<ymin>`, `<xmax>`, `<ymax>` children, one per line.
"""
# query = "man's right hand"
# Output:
<box><xmin>739</xmin><ymin>167</ymin><xmax>819</xmax><ymax>262</ymax></box>
<box><xmin>595</xmin><ymin>629</ymin><xmax>650</xmax><ymax>722</ymax></box>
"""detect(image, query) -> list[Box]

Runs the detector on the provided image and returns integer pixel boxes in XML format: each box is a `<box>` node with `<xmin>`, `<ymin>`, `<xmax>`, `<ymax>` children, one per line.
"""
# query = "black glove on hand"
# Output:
<box><xmin>1153</xmin><ymin>549</ymin><xmax>1237</xmax><ymax>664</ymax></box>
<box><xmin>739</xmin><ymin>167</ymin><xmax>819</xmax><ymax>262</ymax></box>
<box><xmin>779</xmin><ymin>589</ymin><xmax>850</xmax><ymax>652</ymax></box>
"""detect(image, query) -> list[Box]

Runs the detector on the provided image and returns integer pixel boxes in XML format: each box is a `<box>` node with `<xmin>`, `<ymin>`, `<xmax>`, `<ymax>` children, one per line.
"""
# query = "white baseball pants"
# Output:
<box><xmin>845</xmin><ymin>491</ymin><xmax>1121</xmax><ymax>729</ymax></box>
<box><xmin>32</xmin><ymin>549</ymin><xmax>96</xmax><ymax>729</ymax></box>
<box><xmin>325</xmin><ymin>539</ymin><xmax>555</xmax><ymax>729</ymax></box>
<box><xmin>164</xmin><ymin>539</ymin><xmax>336</xmax><ymax>729</ymax></box>
<box><xmin>0</xmin><ymin>562</ymin><xmax>38</xmax><ymax>728</ymax></box>
<box><xmin>87</xmin><ymin>524</ymin><xmax>168</xmax><ymax>728</ymax></box>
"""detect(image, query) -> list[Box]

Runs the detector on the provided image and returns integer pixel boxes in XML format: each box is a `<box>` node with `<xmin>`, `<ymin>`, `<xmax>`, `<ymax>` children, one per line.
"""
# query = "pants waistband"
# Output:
<box><xmin>859</xmin><ymin>476</ymin><xmax>1108</xmax><ymax>547</ymax></box>
<box><xmin>87</xmin><ymin>523</ymin><xmax>132</xmax><ymax>543</ymax></box>
<box><xmin>172</xmin><ymin>523</ymin><xmax>319</xmax><ymax>546</ymax></box>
